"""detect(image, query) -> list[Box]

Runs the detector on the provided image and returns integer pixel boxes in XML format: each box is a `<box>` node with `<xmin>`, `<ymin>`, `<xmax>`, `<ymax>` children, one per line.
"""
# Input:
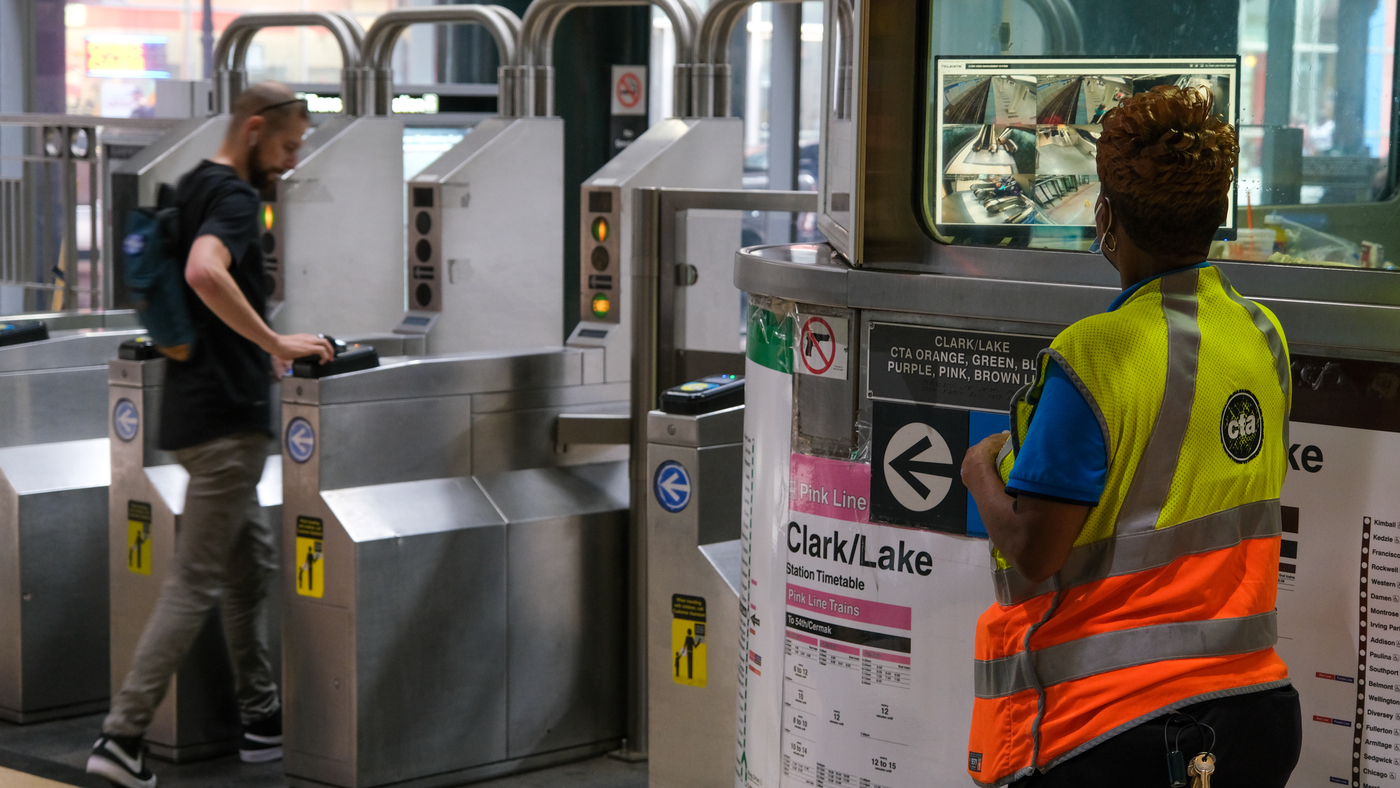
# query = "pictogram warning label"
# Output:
<box><xmin>127</xmin><ymin>500</ymin><xmax>152</xmax><ymax>575</ymax></box>
<box><xmin>672</xmin><ymin>594</ymin><xmax>707</xmax><ymax>687</ymax></box>
<box><xmin>796</xmin><ymin>315</ymin><xmax>848</xmax><ymax>380</ymax></box>
<box><xmin>610</xmin><ymin>65</ymin><xmax>648</xmax><ymax>116</ymax></box>
<box><xmin>295</xmin><ymin>516</ymin><xmax>324</xmax><ymax>598</ymax></box>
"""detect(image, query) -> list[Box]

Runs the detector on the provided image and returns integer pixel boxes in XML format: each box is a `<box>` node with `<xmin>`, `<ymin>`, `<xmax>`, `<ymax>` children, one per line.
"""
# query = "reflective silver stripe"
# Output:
<box><xmin>993</xmin><ymin>564</ymin><xmax>1055</xmax><ymax>606</ymax></box>
<box><xmin>1115</xmin><ymin>268</ymin><xmax>1202</xmax><ymax>535</ymax></box>
<box><xmin>1214</xmin><ymin>268</ymin><xmax>1292</xmax><ymax>450</ymax></box>
<box><xmin>974</xmin><ymin>610</ymin><xmax>1278</xmax><ymax>699</ymax></box>
<box><xmin>993</xmin><ymin>498</ymin><xmax>1282</xmax><ymax>605</ymax></box>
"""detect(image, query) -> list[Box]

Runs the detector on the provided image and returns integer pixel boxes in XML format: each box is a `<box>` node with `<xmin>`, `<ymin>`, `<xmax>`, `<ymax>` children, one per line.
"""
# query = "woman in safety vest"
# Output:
<box><xmin>960</xmin><ymin>85</ymin><xmax>1301</xmax><ymax>787</ymax></box>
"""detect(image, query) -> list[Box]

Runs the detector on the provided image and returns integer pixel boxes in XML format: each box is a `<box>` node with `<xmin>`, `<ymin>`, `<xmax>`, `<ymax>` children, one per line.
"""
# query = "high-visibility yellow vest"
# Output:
<box><xmin>968</xmin><ymin>265</ymin><xmax>1292</xmax><ymax>786</ymax></box>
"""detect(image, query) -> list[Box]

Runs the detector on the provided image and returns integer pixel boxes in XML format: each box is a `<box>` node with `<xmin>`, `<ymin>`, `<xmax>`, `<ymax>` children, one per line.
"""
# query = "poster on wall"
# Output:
<box><xmin>779</xmin><ymin>454</ymin><xmax>993</xmax><ymax>787</ymax></box>
<box><xmin>1276</xmin><ymin>422</ymin><xmax>1400</xmax><ymax>788</ymax></box>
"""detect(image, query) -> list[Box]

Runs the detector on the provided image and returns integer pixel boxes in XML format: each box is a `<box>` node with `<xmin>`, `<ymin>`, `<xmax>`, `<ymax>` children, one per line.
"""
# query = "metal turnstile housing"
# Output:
<box><xmin>401</xmin><ymin>117</ymin><xmax>564</xmax><ymax>353</ymax></box>
<box><xmin>0</xmin><ymin>327</ymin><xmax>145</xmax><ymax>722</ymax></box>
<box><xmin>646</xmin><ymin>405</ymin><xmax>743</xmax><ymax>788</ymax></box>
<box><xmin>568</xmin><ymin>117</ymin><xmax>745</xmax><ymax>384</ymax></box>
<box><xmin>280</xmin><ymin>348</ymin><xmax>631</xmax><ymax>788</ymax></box>
<box><xmin>108</xmin><ymin>357</ymin><xmax>283</xmax><ymax>762</ymax></box>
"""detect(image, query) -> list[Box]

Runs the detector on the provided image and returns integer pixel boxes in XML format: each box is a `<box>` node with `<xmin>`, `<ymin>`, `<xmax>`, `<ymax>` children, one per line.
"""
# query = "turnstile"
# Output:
<box><xmin>105</xmin><ymin>334</ymin><xmax>418</xmax><ymax>761</ymax></box>
<box><xmin>0</xmin><ymin>324</ymin><xmax>146</xmax><ymax>722</ymax></box>
<box><xmin>567</xmin><ymin>117</ymin><xmax>745</xmax><ymax>384</ymax></box>
<box><xmin>279</xmin><ymin>348</ymin><xmax>630</xmax><ymax>788</ymax></box>
<box><xmin>646</xmin><ymin>403</ymin><xmax>743</xmax><ymax>788</ymax></box>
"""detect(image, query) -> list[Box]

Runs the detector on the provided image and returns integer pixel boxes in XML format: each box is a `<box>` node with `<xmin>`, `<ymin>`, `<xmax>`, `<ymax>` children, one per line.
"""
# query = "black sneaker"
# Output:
<box><xmin>240</xmin><ymin>708</ymin><xmax>283</xmax><ymax>763</ymax></box>
<box><xmin>86</xmin><ymin>734</ymin><xmax>156</xmax><ymax>788</ymax></box>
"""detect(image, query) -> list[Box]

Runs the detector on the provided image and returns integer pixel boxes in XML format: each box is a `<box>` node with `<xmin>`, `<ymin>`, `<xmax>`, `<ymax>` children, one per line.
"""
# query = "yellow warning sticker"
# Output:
<box><xmin>671</xmin><ymin>594</ymin><xmax>706</xmax><ymax>687</ymax></box>
<box><xmin>295</xmin><ymin>516</ymin><xmax>324</xmax><ymax>598</ymax></box>
<box><xmin>126</xmin><ymin>501</ymin><xmax>152</xmax><ymax>575</ymax></box>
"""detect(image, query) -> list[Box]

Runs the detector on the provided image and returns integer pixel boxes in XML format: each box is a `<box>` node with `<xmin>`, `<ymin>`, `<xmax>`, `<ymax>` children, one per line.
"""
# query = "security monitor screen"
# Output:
<box><xmin>927</xmin><ymin>57</ymin><xmax>1239</xmax><ymax>234</ymax></box>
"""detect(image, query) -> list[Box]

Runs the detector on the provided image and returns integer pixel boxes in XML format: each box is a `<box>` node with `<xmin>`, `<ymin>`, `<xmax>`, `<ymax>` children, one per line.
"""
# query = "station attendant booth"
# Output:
<box><xmin>731</xmin><ymin>1</ymin><xmax>1400</xmax><ymax>788</ymax></box>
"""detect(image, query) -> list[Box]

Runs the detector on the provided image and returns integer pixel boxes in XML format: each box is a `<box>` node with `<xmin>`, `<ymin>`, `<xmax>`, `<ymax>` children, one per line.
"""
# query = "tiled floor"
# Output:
<box><xmin>0</xmin><ymin>713</ymin><xmax>649</xmax><ymax>788</ymax></box>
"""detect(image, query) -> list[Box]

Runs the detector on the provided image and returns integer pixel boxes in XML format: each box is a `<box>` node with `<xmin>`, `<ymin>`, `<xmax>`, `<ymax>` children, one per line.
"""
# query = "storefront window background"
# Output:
<box><xmin>64</xmin><ymin>1</ymin><xmax>399</xmax><ymax>116</ymax></box>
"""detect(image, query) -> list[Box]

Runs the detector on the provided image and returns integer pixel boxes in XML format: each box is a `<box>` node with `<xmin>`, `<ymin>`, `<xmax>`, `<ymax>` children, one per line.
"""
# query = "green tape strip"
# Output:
<box><xmin>747</xmin><ymin>307</ymin><xmax>793</xmax><ymax>374</ymax></box>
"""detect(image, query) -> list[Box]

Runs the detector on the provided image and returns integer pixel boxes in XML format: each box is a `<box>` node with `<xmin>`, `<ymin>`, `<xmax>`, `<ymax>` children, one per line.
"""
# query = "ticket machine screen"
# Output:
<box><xmin>925</xmin><ymin>57</ymin><xmax>1239</xmax><ymax>236</ymax></box>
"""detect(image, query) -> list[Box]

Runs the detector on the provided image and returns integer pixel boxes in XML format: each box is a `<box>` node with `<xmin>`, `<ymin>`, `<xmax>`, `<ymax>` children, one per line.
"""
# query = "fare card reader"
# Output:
<box><xmin>291</xmin><ymin>336</ymin><xmax>379</xmax><ymax>379</ymax></box>
<box><xmin>0</xmin><ymin>321</ymin><xmax>49</xmax><ymax>347</ymax></box>
<box><xmin>118</xmin><ymin>336</ymin><xmax>163</xmax><ymax>361</ymax></box>
<box><xmin>646</xmin><ymin>392</ymin><xmax>744</xmax><ymax>788</ymax></box>
<box><xmin>660</xmin><ymin>374</ymin><xmax>743</xmax><ymax>415</ymax></box>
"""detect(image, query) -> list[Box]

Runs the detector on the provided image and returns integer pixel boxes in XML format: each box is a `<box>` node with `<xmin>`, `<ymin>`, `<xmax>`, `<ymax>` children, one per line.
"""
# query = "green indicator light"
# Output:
<box><xmin>591</xmin><ymin>217</ymin><xmax>609</xmax><ymax>243</ymax></box>
<box><xmin>591</xmin><ymin>292</ymin><xmax>612</xmax><ymax>319</ymax></box>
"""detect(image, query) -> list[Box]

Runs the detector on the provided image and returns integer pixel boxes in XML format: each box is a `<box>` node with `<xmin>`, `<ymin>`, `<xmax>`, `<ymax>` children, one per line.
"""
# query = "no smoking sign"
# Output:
<box><xmin>796</xmin><ymin>315</ymin><xmax>848</xmax><ymax>380</ymax></box>
<box><xmin>610</xmin><ymin>65</ymin><xmax>647</xmax><ymax>116</ymax></box>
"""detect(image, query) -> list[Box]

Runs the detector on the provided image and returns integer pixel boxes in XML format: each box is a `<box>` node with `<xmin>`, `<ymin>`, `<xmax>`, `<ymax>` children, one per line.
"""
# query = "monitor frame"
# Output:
<box><xmin>920</xmin><ymin>55</ymin><xmax>1243</xmax><ymax>246</ymax></box>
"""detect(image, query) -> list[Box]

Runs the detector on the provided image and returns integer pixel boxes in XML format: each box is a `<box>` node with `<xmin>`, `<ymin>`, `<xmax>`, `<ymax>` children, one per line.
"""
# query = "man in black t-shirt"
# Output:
<box><xmin>89</xmin><ymin>82</ymin><xmax>333</xmax><ymax>788</ymax></box>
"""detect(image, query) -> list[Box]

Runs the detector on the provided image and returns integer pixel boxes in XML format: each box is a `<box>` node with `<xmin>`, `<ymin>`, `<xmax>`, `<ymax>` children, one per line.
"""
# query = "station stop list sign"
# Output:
<box><xmin>866</xmin><ymin>322</ymin><xmax>1050</xmax><ymax>534</ymax></box>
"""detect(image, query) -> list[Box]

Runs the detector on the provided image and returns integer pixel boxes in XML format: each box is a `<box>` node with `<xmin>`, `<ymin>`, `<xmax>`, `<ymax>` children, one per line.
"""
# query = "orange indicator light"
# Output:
<box><xmin>591</xmin><ymin>217</ymin><xmax>609</xmax><ymax>243</ymax></box>
<box><xmin>262</xmin><ymin>205</ymin><xmax>275</xmax><ymax>230</ymax></box>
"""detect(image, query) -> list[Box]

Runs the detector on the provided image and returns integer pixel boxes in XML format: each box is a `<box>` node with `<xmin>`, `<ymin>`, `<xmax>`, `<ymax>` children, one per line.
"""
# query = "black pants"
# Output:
<box><xmin>1011</xmin><ymin>685</ymin><xmax>1302</xmax><ymax>788</ymax></box>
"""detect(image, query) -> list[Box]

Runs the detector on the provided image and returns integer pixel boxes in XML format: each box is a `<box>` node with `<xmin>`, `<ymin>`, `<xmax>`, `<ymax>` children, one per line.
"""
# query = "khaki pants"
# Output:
<box><xmin>103</xmin><ymin>431</ymin><xmax>279</xmax><ymax>737</ymax></box>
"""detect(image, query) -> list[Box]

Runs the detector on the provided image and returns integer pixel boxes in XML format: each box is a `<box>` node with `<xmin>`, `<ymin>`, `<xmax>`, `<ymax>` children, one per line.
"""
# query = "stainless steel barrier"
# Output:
<box><xmin>0</xmin><ymin>324</ymin><xmax>148</xmax><ymax>722</ymax></box>
<box><xmin>645</xmin><ymin>404</ymin><xmax>743</xmax><ymax>788</ymax></box>
<box><xmin>621</xmin><ymin>187</ymin><xmax>816</xmax><ymax>762</ymax></box>
<box><xmin>107</xmin><ymin>354</ymin><xmax>283</xmax><ymax>761</ymax></box>
<box><xmin>104</xmin><ymin>334</ymin><xmax>422</xmax><ymax>760</ymax></box>
<box><xmin>279</xmin><ymin>348</ymin><xmax>631</xmax><ymax>788</ymax></box>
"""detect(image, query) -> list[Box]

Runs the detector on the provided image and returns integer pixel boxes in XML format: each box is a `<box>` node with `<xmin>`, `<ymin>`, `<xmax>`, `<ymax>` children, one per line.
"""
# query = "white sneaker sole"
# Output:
<box><xmin>239</xmin><ymin>745</ymin><xmax>283</xmax><ymax>763</ymax></box>
<box><xmin>86</xmin><ymin>753</ymin><xmax>157</xmax><ymax>788</ymax></box>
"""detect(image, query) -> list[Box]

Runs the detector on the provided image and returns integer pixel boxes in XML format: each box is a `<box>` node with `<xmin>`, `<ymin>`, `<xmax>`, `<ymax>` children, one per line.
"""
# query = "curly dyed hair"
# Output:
<box><xmin>1096</xmin><ymin>84</ymin><xmax>1239</xmax><ymax>257</ymax></box>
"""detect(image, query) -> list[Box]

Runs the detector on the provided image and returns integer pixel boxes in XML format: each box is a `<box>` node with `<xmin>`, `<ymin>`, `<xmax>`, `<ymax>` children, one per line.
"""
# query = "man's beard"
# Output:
<box><xmin>248</xmin><ymin>158</ymin><xmax>273</xmax><ymax>190</ymax></box>
<box><xmin>247</xmin><ymin>147</ymin><xmax>277</xmax><ymax>190</ymax></box>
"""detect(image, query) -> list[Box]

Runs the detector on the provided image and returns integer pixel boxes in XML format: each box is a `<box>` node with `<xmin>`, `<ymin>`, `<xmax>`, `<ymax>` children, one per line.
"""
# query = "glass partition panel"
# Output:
<box><xmin>919</xmin><ymin>0</ymin><xmax>1398</xmax><ymax>269</ymax></box>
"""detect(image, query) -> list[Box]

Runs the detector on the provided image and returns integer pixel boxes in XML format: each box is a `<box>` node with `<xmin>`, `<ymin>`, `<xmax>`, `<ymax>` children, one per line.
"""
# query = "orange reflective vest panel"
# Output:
<box><xmin>967</xmin><ymin>267</ymin><xmax>1292</xmax><ymax>786</ymax></box>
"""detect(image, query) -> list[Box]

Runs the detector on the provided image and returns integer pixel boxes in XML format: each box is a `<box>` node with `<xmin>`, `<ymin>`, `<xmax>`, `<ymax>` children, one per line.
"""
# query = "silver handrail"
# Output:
<box><xmin>361</xmin><ymin>6</ymin><xmax>521</xmax><ymax>116</ymax></box>
<box><xmin>1024</xmin><ymin>0</ymin><xmax>1084</xmax><ymax>54</ymax></box>
<box><xmin>519</xmin><ymin>0</ymin><xmax>700</xmax><ymax>118</ymax></box>
<box><xmin>692</xmin><ymin>0</ymin><xmax>802</xmax><ymax>118</ymax></box>
<box><xmin>834</xmin><ymin>0</ymin><xmax>853</xmax><ymax>120</ymax></box>
<box><xmin>329</xmin><ymin>10</ymin><xmax>366</xmax><ymax>52</ymax></box>
<box><xmin>214</xmin><ymin>12</ymin><xmax>365</xmax><ymax>115</ymax></box>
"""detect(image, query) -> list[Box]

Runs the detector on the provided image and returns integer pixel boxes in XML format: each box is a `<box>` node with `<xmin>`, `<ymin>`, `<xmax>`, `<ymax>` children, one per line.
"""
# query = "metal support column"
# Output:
<box><xmin>764</xmin><ymin>3</ymin><xmax>801</xmax><ymax>244</ymax></box>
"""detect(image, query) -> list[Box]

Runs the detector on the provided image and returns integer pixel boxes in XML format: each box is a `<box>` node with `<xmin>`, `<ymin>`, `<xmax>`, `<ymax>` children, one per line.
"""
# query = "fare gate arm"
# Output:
<box><xmin>556</xmin><ymin>187</ymin><xmax>816</xmax><ymax>760</ymax></box>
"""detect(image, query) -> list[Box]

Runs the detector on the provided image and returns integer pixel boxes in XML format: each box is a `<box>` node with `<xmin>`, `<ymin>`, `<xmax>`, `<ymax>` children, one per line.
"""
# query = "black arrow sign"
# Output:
<box><xmin>889</xmin><ymin>436</ymin><xmax>955</xmax><ymax>499</ymax></box>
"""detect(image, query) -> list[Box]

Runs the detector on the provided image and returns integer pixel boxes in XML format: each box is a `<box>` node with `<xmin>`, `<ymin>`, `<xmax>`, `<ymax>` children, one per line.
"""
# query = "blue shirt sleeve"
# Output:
<box><xmin>1005</xmin><ymin>360</ymin><xmax>1107</xmax><ymax>505</ymax></box>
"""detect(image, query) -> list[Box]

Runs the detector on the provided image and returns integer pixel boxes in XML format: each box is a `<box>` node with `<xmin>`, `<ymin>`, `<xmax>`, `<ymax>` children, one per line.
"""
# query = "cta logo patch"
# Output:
<box><xmin>1221</xmin><ymin>390</ymin><xmax>1263</xmax><ymax>463</ymax></box>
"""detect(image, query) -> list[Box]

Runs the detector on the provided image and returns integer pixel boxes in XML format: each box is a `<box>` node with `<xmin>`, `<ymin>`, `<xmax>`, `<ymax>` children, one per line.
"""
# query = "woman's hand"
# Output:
<box><xmin>962</xmin><ymin>431</ymin><xmax>1010</xmax><ymax>484</ymax></box>
<box><xmin>960</xmin><ymin>431</ymin><xmax>1090</xmax><ymax>583</ymax></box>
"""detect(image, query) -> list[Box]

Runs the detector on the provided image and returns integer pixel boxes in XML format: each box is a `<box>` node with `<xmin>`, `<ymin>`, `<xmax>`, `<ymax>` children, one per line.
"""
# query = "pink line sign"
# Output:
<box><xmin>785</xmin><ymin>583</ymin><xmax>913</xmax><ymax>631</ymax></box>
<box><xmin>790</xmin><ymin>454</ymin><xmax>870</xmax><ymax>523</ymax></box>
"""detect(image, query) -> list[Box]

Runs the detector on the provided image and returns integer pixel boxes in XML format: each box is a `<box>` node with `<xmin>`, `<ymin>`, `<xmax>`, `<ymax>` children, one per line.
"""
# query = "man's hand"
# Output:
<box><xmin>961</xmin><ymin>431</ymin><xmax>1090</xmax><ymax>583</ymax></box>
<box><xmin>270</xmin><ymin>333</ymin><xmax>335</xmax><ymax>364</ymax></box>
